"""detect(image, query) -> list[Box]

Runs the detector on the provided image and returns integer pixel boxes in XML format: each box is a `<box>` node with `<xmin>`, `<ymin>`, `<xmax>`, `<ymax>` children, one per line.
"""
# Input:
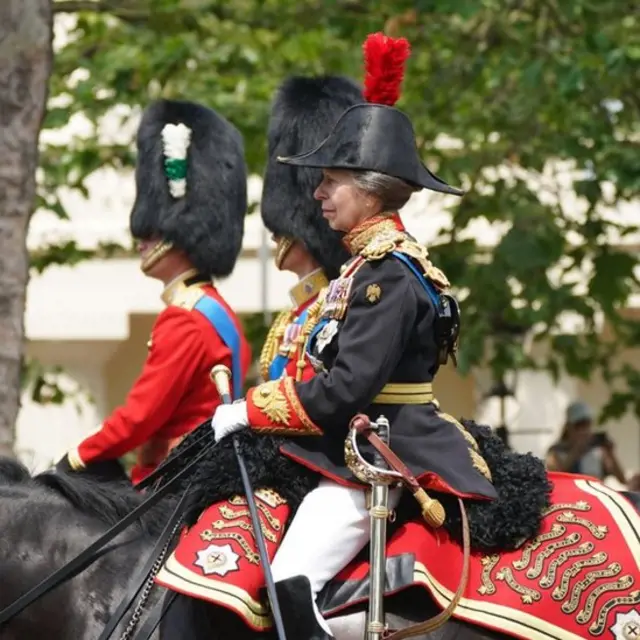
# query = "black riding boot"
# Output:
<box><xmin>273</xmin><ymin>575</ymin><xmax>333</xmax><ymax>639</ymax></box>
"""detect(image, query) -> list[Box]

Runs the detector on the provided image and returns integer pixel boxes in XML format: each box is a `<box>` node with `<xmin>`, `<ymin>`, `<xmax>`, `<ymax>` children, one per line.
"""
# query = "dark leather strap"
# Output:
<box><xmin>350</xmin><ymin>415</ymin><xmax>420</xmax><ymax>491</ymax></box>
<box><xmin>134</xmin><ymin>421</ymin><xmax>212</xmax><ymax>491</ymax></box>
<box><xmin>133</xmin><ymin>592</ymin><xmax>178</xmax><ymax>640</ymax></box>
<box><xmin>0</xmin><ymin>437</ymin><xmax>218</xmax><ymax>626</ymax></box>
<box><xmin>97</xmin><ymin>488</ymin><xmax>190</xmax><ymax>639</ymax></box>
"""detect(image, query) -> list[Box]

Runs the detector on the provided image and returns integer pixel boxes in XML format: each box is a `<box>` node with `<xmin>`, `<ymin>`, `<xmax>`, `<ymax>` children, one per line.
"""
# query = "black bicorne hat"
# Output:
<box><xmin>262</xmin><ymin>76</ymin><xmax>363</xmax><ymax>279</ymax></box>
<box><xmin>130</xmin><ymin>99</ymin><xmax>247</xmax><ymax>278</ymax></box>
<box><xmin>278</xmin><ymin>34</ymin><xmax>463</xmax><ymax>197</ymax></box>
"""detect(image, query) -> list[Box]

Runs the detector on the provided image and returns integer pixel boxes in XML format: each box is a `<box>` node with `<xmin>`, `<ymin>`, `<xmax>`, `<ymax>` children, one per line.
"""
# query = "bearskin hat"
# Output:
<box><xmin>261</xmin><ymin>76</ymin><xmax>363</xmax><ymax>279</ymax></box>
<box><xmin>130</xmin><ymin>99</ymin><xmax>247</xmax><ymax>278</ymax></box>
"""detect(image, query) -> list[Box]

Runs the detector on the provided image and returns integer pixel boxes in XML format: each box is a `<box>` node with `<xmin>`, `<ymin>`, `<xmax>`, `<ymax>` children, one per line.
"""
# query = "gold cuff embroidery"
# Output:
<box><xmin>251</xmin><ymin>380</ymin><xmax>291</xmax><ymax>425</ymax></box>
<box><xmin>283</xmin><ymin>377</ymin><xmax>321</xmax><ymax>435</ymax></box>
<box><xmin>67</xmin><ymin>447</ymin><xmax>86</xmax><ymax>471</ymax></box>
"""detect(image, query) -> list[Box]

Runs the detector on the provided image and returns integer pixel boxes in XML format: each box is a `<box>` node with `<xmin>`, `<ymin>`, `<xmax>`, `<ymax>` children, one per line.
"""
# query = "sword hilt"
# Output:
<box><xmin>210</xmin><ymin>365</ymin><xmax>232</xmax><ymax>404</ymax></box>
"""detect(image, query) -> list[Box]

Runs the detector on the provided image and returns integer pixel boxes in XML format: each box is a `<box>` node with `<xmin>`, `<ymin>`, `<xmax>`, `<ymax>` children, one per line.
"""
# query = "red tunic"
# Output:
<box><xmin>68</xmin><ymin>280</ymin><xmax>251</xmax><ymax>483</ymax></box>
<box><xmin>258</xmin><ymin>269</ymin><xmax>328</xmax><ymax>384</ymax></box>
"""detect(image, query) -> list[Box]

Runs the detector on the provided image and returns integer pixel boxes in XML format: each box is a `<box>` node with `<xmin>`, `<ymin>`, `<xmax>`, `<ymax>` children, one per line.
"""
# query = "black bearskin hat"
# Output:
<box><xmin>130</xmin><ymin>99</ymin><xmax>247</xmax><ymax>278</ymax></box>
<box><xmin>262</xmin><ymin>76</ymin><xmax>363</xmax><ymax>279</ymax></box>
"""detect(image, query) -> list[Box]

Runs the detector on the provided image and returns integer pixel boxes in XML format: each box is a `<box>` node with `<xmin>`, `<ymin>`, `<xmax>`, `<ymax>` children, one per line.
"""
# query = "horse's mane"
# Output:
<box><xmin>0</xmin><ymin>456</ymin><xmax>174</xmax><ymax>537</ymax></box>
<box><xmin>0</xmin><ymin>456</ymin><xmax>31</xmax><ymax>484</ymax></box>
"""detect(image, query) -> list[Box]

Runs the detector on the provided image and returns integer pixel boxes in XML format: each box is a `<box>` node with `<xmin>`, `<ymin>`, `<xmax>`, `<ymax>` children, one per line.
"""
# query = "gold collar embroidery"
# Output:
<box><xmin>343</xmin><ymin>214</ymin><xmax>402</xmax><ymax>255</ymax></box>
<box><xmin>289</xmin><ymin>269</ymin><xmax>328</xmax><ymax>308</ymax></box>
<box><xmin>161</xmin><ymin>268</ymin><xmax>203</xmax><ymax>306</ymax></box>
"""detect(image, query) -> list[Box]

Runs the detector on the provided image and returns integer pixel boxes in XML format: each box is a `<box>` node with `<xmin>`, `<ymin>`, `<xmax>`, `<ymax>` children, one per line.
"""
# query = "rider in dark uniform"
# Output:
<box><xmin>211</xmin><ymin>33</ymin><xmax>496</xmax><ymax>638</ymax></box>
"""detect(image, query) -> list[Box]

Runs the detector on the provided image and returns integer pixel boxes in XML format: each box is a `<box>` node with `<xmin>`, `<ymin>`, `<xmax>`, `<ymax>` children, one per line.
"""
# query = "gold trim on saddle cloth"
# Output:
<box><xmin>411</xmin><ymin>479</ymin><xmax>640</xmax><ymax>640</ymax></box>
<box><xmin>156</xmin><ymin>554</ymin><xmax>272</xmax><ymax>630</ymax></box>
<box><xmin>373</xmin><ymin>382</ymin><xmax>434</xmax><ymax>405</ymax></box>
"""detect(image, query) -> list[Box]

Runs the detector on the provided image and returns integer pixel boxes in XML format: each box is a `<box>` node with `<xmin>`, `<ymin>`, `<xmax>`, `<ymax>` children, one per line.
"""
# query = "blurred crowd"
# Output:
<box><xmin>545</xmin><ymin>400</ymin><xmax>640</xmax><ymax>491</ymax></box>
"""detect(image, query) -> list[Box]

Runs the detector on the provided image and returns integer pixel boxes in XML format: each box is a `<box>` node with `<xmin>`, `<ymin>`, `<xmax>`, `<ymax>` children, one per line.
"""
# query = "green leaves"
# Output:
<box><xmin>40</xmin><ymin>0</ymin><xmax>640</xmax><ymax>422</ymax></box>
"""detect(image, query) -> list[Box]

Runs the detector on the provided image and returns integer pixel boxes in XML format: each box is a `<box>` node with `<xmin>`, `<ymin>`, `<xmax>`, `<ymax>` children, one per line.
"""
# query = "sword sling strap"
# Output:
<box><xmin>351</xmin><ymin>422</ymin><xmax>471</xmax><ymax>639</ymax></box>
<box><xmin>385</xmin><ymin>499</ymin><xmax>470</xmax><ymax>640</ymax></box>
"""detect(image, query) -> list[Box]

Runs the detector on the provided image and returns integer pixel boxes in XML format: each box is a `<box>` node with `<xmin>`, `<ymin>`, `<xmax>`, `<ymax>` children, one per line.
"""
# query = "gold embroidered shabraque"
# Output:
<box><xmin>476</xmin><ymin>500</ymin><xmax>639</xmax><ymax>634</ymax></box>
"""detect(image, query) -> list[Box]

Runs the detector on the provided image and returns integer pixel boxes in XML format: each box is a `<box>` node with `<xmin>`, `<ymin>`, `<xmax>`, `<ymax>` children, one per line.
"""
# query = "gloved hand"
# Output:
<box><xmin>211</xmin><ymin>401</ymin><xmax>249</xmax><ymax>442</ymax></box>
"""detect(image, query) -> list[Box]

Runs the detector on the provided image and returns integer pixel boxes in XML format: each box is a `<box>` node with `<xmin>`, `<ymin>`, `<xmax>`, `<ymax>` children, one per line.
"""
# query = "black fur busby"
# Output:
<box><xmin>262</xmin><ymin>76</ymin><xmax>363</xmax><ymax>279</ymax></box>
<box><xmin>130</xmin><ymin>99</ymin><xmax>247</xmax><ymax>278</ymax></box>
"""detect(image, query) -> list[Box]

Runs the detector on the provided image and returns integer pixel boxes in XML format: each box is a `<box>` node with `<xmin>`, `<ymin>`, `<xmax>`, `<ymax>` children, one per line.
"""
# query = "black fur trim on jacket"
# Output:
<box><xmin>427</xmin><ymin>420</ymin><xmax>551</xmax><ymax>552</ymax></box>
<box><xmin>162</xmin><ymin>424</ymin><xmax>319</xmax><ymax>527</ymax></box>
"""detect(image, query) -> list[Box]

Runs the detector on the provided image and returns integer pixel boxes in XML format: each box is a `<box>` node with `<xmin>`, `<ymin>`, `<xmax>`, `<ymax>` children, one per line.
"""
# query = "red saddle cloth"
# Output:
<box><xmin>155</xmin><ymin>488</ymin><xmax>291</xmax><ymax>631</ymax></box>
<box><xmin>156</xmin><ymin>473</ymin><xmax>640</xmax><ymax>639</ymax></box>
<box><xmin>334</xmin><ymin>472</ymin><xmax>640</xmax><ymax>640</ymax></box>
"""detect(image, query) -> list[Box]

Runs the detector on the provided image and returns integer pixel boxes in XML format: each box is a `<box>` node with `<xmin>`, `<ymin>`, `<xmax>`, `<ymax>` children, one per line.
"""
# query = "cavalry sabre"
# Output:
<box><xmin>346</xmin><ymin>414</ymin><xmax>401</xmax><ymax>640</ymax></box>
<box><xmin>210</xmin><ymin>365</ymin><xmax>287</xmax><ymax>640</ymax></box>
<box><xmin>345</xmin><ymin>414</ymin><xmax>471</xmax><ymax>640</ymax></box>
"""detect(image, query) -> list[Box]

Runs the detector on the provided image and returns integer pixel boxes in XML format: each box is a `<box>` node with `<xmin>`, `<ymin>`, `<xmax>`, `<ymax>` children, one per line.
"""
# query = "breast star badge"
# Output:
<box><xmin>194</xmin><ymin>543</ymin><xmax>240</xmax><ymax>577</ymax></box>
<box><xmin>611</xmin><ymin>610</ymin><xmax>640</xmax><ymax>640</ymax></box>
<box><xmin>365</xmin><ymin>284</ymin><xmax>382</xmax><ymax>304</ymax></box>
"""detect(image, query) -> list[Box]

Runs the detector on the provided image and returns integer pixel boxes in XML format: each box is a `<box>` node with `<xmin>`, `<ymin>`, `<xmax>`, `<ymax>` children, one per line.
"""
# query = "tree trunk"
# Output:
<box><xmin>0</xmin><ymin>0</ymin><xmax>53</xmax><ymax>456</ymax></box>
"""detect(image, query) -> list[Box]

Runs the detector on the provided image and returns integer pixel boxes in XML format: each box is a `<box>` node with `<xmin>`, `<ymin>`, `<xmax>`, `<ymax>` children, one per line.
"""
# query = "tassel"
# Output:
<box><xmin>362</xmin><ymin>32</ymin><xmax>411</xmax><ymax>106</ymax></box>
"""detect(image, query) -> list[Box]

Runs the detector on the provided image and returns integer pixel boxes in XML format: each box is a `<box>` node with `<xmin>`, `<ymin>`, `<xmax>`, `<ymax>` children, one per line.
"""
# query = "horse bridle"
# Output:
<box><xmin>0</xmin><ymin>424</ymin><xmax>217</xmax><ymax>634</ymax></box>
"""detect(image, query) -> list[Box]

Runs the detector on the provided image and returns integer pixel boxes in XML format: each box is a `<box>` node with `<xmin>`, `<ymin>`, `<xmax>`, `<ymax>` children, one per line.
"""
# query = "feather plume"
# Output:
<box><xmin>362</xmin><ymin>32</ymin><xmax>411</xmax><ymax>106</ymax></box>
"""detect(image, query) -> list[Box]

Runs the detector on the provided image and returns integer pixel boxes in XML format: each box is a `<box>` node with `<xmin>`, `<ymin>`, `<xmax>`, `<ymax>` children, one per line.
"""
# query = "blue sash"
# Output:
<box><xmin>391</xmin><ymin>251</ymin><xmax>442</xmax><ymax>307</ymax></box>
<box><xmin>194</xmin><ymin>296</ymin><xmax>243</xmax><ymax>400</ymax></box>
<box><xmin>268</xmin><ymin>306</ymin><xmax>312</xmax><ymax>380</ymax></box>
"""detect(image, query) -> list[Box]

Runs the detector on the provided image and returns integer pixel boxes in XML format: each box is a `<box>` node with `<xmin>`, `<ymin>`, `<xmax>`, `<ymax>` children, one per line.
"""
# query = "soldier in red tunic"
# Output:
<box><xmin>56</xmin><ymin>99</ymin><xmax>252</xmax><ymax>485</ymax></box>
<box><xmin>259</xmin><ymin>76</ymin><xmax>362</xmax><ymax>385</ymax></box>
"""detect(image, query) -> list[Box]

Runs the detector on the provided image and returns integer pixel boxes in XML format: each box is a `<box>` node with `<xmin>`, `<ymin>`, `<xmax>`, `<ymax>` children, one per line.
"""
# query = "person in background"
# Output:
<box><xmin>56</xmin><ymin>99</ymin><xmax>251</xmax><ymax>485</ymax></box>
<box><xmin>546</xmin><ymin>400</ymin><xmax>627</xmax><ymax>485</ymax></box>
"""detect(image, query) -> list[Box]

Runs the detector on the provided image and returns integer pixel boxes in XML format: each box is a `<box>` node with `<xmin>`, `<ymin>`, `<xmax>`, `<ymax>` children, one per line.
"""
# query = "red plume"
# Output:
<box><xmin>362</xmin><ymin>32</ymin><xmax>411</xmax><ymax>106</ymax></box>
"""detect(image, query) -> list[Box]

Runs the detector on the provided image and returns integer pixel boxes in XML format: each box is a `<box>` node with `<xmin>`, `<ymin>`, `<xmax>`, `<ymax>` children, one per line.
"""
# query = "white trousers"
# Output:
<box><xmin>271</xmin><ymin>478</ymin><xmax>402</xmax><ymax>595</ymax></box>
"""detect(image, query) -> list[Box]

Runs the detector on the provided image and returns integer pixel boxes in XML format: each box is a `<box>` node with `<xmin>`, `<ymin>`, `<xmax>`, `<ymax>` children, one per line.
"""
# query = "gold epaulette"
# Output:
<box><xmin>360</xmin><ymin>230</ymin><xmax>450</xmax><ymax>293</ymax></box>
<box><xmin>168</xmin><ymin>284</ymin><xmax>206</xmax><ymax>311</ymax></box>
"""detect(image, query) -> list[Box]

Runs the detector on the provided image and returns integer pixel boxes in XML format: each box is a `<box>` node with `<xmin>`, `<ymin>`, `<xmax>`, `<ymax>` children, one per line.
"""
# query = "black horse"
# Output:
<box><xmin>0</xmin><ymin>457</ymin><xmax>170</xmax><ymax>639</ymax></box>
<box><xmin>0</xmin><ymin>455</ymin><xmax>504</xmax><ymax>640</ymax></box>
<box><xmin>1</xmin><ymin>424</ymin><xmax>639</xmax><ymax>640</ymax></box>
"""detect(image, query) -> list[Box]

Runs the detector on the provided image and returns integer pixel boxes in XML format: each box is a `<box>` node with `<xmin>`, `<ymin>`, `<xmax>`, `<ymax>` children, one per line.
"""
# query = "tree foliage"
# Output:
<box><xmin>44</xmin><ymin>0</ymin><xmax>640</xmax><ymax>420</ymax></box>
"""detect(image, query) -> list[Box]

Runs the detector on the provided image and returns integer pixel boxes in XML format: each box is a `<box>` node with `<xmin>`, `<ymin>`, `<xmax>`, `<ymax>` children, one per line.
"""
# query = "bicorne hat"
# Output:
<box><xmin>277</xmin><ymin>34</ymin><xmax>463</xmax><ymax>197</ymax></box>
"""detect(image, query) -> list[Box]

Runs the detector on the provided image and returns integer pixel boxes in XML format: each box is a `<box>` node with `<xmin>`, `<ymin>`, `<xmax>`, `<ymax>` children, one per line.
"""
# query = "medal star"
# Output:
<box><xmin>193</xmin><ymin>543</ymin><xmax>240</xmax><ymax>577</ymax></box>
